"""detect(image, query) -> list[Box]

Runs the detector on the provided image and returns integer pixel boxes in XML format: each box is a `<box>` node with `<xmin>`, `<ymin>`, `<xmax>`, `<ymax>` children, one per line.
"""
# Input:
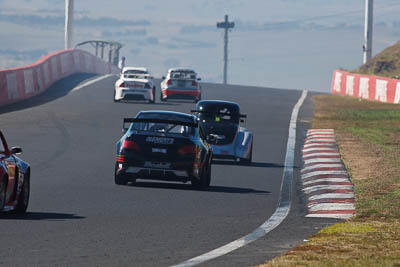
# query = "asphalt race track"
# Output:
<box><xmin>0</xmin><ymin>74</ymin><xmax>338</xmax><ymax>266</ymax></box>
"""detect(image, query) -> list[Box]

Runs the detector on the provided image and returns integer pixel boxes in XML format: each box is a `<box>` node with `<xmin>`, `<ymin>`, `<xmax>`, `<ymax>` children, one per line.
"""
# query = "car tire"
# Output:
<box><xmin>0</xmin><ymin>175</ymin><xmax>7</xmax><ymax>211</ymax></box>
<box><xmin>16</xmin><ymin>172</ymin><xmax>29</xmax><ymax>213</ymax></box>
<box><xmin>241</xmin><ymin>142</ymin><xmax>253</xmax><ymax>165</ymax></box>
<box><xmin>205</xmin><ymin>160</ymin><xmax>211</xmax><ymax>187</ymax></box>
<box><xmin>192</xmin><ymin>161</ymin><xmax>211</xmax><ymax>190</ymax></box>
<box><xmin>114</xmin><ymin>163</ymin><xmax>127</xmax><ymax>185</ymax></box>
<box><xmin>149</xmin><ymin>87</ymin><xmax>156</xmax><ymax>104</ymax></box>
<box><xmin>114</xmin><ymin>90</ymin><xmax>119</xmax><ymax>102</ymax></box>
<box><xmin>160</xmin><ymin>93</ymin><xmax>166</xmax><ymax>102</ymax></box>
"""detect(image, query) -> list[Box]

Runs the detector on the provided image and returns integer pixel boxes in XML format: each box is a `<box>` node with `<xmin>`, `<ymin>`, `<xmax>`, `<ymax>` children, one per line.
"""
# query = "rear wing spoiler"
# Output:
<box><xmin>190</xmin><ymin>109</ymin><xmax>247</xmax><ymax>118</ymax></box>
<box><xmin>123</xmin><ymin>118</ymin><xmax>198</xmax><ymax>132</ymax></box>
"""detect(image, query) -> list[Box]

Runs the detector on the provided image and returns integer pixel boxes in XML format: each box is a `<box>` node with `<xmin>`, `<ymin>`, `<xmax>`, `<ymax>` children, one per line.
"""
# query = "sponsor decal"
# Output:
<box><xmin>146</xmin><ymin>136</ymin><xmax>174</xmax><ymax>144</ymax></box>
<box><xmin>395</xmin><ymin>82</ymin><xmax>400</xmax><ymax>104</ymax></box>
<box><xmin>359</xmin><ymin>77</ymin><xmax>370</xmax><ymax>99</ymax></box>
<box><xmin>126</xmin><ymin>83</ymin><xmax>143</xmax><ymax>88</ymax></box>
<box><xmin>152</xmin><ymin>148</ymin><xmax>167</xmax><ymax>154</ymax></box>
<box><xmin>375</xmin><ymin>79</ymin><xmax>388</xmax><ymax>103</ymax></box>
<box><xmin>333</xmin><ymin>72</ymin><xmax>342</xmax><ymax>93</ymax></box>
<box><xmin>345</xmin><ymin>75</ymin><xmax>354</xmax><ymax>96</ymax></box>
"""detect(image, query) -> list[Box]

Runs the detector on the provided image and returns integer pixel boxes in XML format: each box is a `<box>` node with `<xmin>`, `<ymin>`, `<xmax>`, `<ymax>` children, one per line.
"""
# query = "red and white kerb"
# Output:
<box><xmin>301</xmin><ymin>129</ymin><xmax>355</xmax><ymax>219</ymax></box>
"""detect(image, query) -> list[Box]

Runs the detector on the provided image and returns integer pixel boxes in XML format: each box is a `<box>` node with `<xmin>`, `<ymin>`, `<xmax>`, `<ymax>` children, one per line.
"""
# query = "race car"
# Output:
<box><xmin>114</xmin><ymin>67</ymin><xmax>156</xmax><ymax>103</ymax></box>
<box><xmin>0</xmin><ymin>130</ymin><xmax>30</xmax><ymax>213</ymax></box>
<box><xmin>160</xmin><ymin>68</ymin><xmax>202</xmax><ymax>103</ymax></box>
<box><xmin>192</xmin><ymin>100</ymin><xmax>253</xmax><ymax>164</ymax></box>
<box><xmin>115</xmin><ymin>110</ymin><xmax>213</xmax><ymax>189</ymax></box>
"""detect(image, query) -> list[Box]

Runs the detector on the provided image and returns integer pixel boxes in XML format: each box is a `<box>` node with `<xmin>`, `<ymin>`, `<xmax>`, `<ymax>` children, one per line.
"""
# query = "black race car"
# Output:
<box><xmin>1</xmin><ymin>130</ymin><xmax>30</xmax><ymax>213</ymax></box>
<box><xmin>192</xmin><ymin>100</ymin><xmax>253</xmax><ymax>164</ymax></box>
<box><xmin>115</xmin><ymin>111</ymin><xmax>213</xmax><ymax>189</ymax></box>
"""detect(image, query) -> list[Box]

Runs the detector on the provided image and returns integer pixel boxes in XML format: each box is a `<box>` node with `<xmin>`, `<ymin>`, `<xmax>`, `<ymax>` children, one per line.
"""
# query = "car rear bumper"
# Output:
<box><xmin>115</xmin><ymin>88</ymin><xmax>153</xmax><ymax>101</ymax></box>
<box><xmin>116</xmin><ymin>163</ymin><xmax>201</xmax><ymax>183</ymax></box>
<box><xmin>209</xmin><ymin>143</ymin><xmax>249</xmax><ymax>161</ymax></box>
<box><xmin>161</xmin><ymin>89</ymin><xmax>200</xmax><ymax>99</ymax></box>
<box><xmin>210</xmin><ymin>143</ymin><xmax>236</xmax><ymax>158</ymax></box>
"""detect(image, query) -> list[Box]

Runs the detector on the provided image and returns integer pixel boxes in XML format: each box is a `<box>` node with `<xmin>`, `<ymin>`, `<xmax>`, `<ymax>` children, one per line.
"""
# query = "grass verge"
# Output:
<box><xmin>258</xmin><ymin>95</ymin><xmax>400</xmax><ymax>266</ymax></box>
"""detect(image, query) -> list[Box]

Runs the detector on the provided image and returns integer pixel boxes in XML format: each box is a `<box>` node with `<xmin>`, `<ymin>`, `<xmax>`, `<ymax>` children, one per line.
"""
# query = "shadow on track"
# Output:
<box><xmin>160</xmin><ymin>100</ymin><xmax>197</xmax><ymax>104</ymax></box>
<box><xmin>0</xmin><ymin>73</ymin><xmax>97</xmax><ymax>115</ymax></box>
<box><xmin>116</xmin><ymin>101</ymin><xmax>178</xmax><ymax>106</ymax></box>
<box><xmin>129</xmin><ymin>181</ymin><xmax>270</xmax><ymax>195</ymax></box>
<box><xmin>0</xmin><ymin>212</ymin><xmax>85</xmax><ymax>221</ymax></box>
<box><xmin>212</xmin><ymin>160</ymin><xmax>285</xmax><ymax>168</ymax></box>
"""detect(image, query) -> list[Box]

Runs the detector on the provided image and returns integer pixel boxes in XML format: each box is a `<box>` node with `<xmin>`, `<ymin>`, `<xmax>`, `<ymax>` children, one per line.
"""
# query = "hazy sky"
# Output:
<box><xmin>1</xmin><ymin>0</ymin><xmax>400</xmax><ymax>91</ymax></box>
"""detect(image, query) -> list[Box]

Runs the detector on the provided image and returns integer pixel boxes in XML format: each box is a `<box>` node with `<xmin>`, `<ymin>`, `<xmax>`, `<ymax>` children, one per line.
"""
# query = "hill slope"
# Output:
<box><xmin>354</xmin><ymin>40</ymin><xmax>400</xmax><ymax>78</ymax></box>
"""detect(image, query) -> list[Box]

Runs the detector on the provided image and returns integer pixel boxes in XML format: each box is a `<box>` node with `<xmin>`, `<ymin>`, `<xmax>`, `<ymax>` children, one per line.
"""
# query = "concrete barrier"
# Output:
<box><xmin>0</xmin><ymin>49</ymin><xmax>119</xmax><ymax>107</ymax></box>
<box><xmin>331</xmin><ymin>69</ymin><xmax>400</xmax><ymax>104</ymax></box>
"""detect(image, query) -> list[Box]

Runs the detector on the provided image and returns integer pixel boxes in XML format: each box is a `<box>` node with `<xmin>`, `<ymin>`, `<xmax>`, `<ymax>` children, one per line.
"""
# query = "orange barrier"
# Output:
<box><xmin>331</xmin><ymin>69</ymin><xmax>400</xmax><ymax>104</ymax></box>
<box><xmin>0</xmin><ymin>49</ymin><xmax>119</xmax><ymax>106</ymax></box>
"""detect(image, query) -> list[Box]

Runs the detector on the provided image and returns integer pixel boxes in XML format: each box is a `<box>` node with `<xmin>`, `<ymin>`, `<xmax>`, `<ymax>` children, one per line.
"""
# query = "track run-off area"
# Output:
<box><xmin>0</xmin><ymin>74</ymin><xmax>340</xmax><ymax>266</ymax></box>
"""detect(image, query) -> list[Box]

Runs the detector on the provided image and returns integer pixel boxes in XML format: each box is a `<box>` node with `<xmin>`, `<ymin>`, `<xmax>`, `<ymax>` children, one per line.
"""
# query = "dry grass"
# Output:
<box><xmin>353</xmin><ymin>40</ymin><xmax>400</xmax><ymax>78</ymax></box>
<box><xmin>257</xmin><ymin>95</ymin><xmax>400</xmax><ymax>267</ymax></box>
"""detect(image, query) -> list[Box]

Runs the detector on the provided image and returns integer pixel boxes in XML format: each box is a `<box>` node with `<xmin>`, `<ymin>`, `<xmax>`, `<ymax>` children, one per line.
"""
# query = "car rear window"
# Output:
<box><xmin>138</xmin><ymin>113</ymin><xmax>194</xmax><ymax>123</ymax></box>
<box><xmin>171</xmin><ymin>71</ymin><xmax>196</xmax><ymax>80</ymax></box>
<box><xmin>123</xmin><ymin>70</ymin><xmax>148</xmax><ymax>78</ymax></box>
<box><xmin>124</xmin><ymin>74</ymin><xmax>148</xmax><ymax>79</ymax></box>
<box><xmin>132</xmin><ymin>113</ymin><xmax>196</xmax><ymax>136</ymax></box>
<box><xmin>199</xmin><ymin>107</ymin><xmax>239</xmax><ymax>124</ymax></box>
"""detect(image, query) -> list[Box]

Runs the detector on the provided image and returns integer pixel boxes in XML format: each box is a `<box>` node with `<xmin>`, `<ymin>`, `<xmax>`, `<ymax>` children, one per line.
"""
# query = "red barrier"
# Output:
<box><xmin>331</xmin><ymin>69</ymin><xmax>400</xmax><ymax>104</ymax></box>
<box><xmin>0</xmin><ymin>49</ymin><xmax>119</xmax><ymax>107</ymax></box>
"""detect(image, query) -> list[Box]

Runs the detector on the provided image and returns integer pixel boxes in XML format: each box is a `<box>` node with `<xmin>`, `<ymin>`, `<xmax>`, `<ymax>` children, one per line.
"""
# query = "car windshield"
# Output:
<box><xmin>198</xmin><ymin>106</ymin><xmax>239</xmax><ymax>125</ymax></box>
<box><xmin>199</xmin><ymin>113</ymin><xmax>238</xmax><ymax>125</ymax></box>
<box><xmin>123</xmin><ymin>69</ymin><xmax>148</xmax><ymax>78</ymax></box>
<box><xmin>170</xmin><ymin>71</ymin><xmax>196</xmax><ymax>80</ymax></box>
<box><xmin>124</xmin><ymin>73</ymin><xmax>148</xmax><ymax>79</ymax></box>
<box><xmin>131</xmin><ymin>113</ymin><xmax>195</xmax><ymax>136</ymax></box>
<box><xmin>197</xmin><ymin>106</ymin><xmax>239</xmax><ymax>144</ymax></box>
<box><xmin>132</xmin><ymin>122</ymin><xmax>194</xmax><ymax>135</ymax></box>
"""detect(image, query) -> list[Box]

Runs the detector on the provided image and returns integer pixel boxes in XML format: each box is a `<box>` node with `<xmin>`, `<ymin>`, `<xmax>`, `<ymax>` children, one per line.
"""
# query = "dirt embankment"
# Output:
<box><xmin>354</xmin><ymin>40</ymin><xmax>400</xmax><ymax>79</ymax></box>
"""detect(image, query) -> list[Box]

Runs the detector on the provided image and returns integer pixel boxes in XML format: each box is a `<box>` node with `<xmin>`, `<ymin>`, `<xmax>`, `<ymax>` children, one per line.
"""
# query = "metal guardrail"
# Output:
<box><xmin>75</xmin><ymin>40</ymin><xmax>123</xmax><ymax>66</ymax></box>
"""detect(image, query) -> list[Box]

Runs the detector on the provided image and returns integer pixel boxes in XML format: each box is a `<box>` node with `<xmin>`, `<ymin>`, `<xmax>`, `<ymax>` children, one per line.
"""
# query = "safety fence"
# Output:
<box><xmin>0</xmin><ymin>49</ymin><xmax>119</xmax><ymax>107</ymax></box>
<box><xmin>331</xmin><ymin>69</ymin><xmax>400</xmax><ymax>104</ymax></box>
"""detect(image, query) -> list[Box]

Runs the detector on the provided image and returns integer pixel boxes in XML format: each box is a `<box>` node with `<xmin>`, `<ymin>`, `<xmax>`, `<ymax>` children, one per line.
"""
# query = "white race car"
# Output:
<box><xmin>160</xmin><ymin>68</ymin><xmax>201</xmax><ymax>103</ymax></box>
<box><xmin>114</xmin><ymin>67</ymin><xmax>156</xmax><ymax>103</ymax></box>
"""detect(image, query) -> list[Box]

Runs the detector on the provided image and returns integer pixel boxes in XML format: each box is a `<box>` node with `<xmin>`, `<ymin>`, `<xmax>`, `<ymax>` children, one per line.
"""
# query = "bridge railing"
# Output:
<box><xmin>0</xmin><ymin>49</ymin><xmax>119</xmax><ymax>107</ymax></box>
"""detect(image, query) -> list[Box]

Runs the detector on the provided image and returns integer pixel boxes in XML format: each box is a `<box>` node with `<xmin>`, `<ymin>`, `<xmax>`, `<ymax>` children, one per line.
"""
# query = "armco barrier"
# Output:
<box><xmin>331</xmin><ymin>69</ymin><xmax>400</xmax><ymax>104</ymax></box>
<box><xmin>0</xmin><ymin>49</ymin><xmax>119</xmax><ymax>107</ymax></box>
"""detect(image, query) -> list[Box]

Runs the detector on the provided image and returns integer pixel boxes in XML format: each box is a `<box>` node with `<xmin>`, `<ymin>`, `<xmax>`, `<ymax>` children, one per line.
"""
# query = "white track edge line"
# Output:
<box><xmin>71</xmin><ymin>74</ymin><xmax>114</xmax><ymax>92</ymax></box>
<box><xmin>171</xmin><ymin>90</ymin><xmax>308</xmax><ymax>267</ymax></box>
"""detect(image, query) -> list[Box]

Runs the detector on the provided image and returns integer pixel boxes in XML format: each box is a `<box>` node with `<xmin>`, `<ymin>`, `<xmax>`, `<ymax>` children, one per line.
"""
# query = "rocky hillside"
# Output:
<box><xmin>354</xmin><ymin>40</ymin><xmax>400</xmax><ymax>78</ymax></box>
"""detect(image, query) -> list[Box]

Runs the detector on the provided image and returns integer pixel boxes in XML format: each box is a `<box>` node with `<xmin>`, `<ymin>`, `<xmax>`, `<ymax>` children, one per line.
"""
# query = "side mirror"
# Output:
<box><xmin>162</xmin><ymin>76</ymin><xmax>165</xmax><ymax>80</ymax></box>
<box><xmin>240</xmin><ymin>119</ymin><xmax>245</xmax><ymax>123</ymax></box>
<box><xmin>197</xmin><ymin>78</ymin><xmax>201</xmax><ymax>81</ymax></box>
<box><xmin>11</xmin><ymin>147</ymin><xmax>22</xmax><ymax>155</ymax></box>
